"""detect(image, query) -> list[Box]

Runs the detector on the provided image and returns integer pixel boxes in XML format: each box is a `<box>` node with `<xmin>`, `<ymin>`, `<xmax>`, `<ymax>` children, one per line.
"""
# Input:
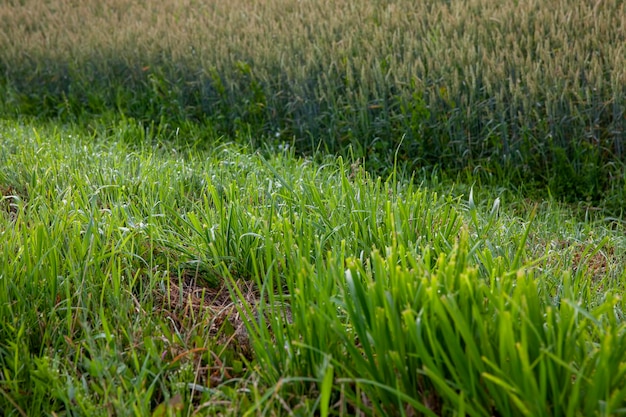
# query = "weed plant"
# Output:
<box><xmin>1</xmin><ymin>0</ymin><xmax>625</xmax><ymax>205</ymax></box>
<box><xmin>1</xmin><ymin>119</ymin><xmax>625</xmax><ymax>415</ymax></box>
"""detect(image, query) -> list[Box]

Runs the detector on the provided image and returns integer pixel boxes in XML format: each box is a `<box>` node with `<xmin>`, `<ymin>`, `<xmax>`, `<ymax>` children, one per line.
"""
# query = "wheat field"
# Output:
<box><xmin>1</xmin><ymin>0</ymin><xmax>625</xmax><ymax>200</ymax></box>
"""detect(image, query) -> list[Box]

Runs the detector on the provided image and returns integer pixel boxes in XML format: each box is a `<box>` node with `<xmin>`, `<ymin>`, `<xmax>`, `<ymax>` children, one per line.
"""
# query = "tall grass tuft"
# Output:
<box><xmin>223</xmin><ymin>203</ymin><xmax>626</xmax><ymax>415</ymax></box>
<box><xmin>174</xmin><ymin>150</ymin><xmax>626</xmax><ymax>415</ymax></box>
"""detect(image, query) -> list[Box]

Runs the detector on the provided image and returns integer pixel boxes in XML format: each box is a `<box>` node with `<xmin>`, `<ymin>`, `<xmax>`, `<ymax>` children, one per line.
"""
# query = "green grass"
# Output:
<box><xmin>1</xmin><ymin>2</ymin><xmax>625</xmax><ymax>414</ymax></box>
<box><xmin>1</xmin><ymin>118</ymin><xmax>625</xmax><ymax>416</ymax></box>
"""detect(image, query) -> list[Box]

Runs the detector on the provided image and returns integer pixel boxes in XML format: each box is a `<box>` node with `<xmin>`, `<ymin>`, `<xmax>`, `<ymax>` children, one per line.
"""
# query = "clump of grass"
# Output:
<box><xmin>0</xmin><ymin>120</ymin><xmax>251</xmax><ymax>415</ymax></box>
<box><xmin>211</xmin><ymin>174</ymin><xmax>626</xmax><ymax>415</ymax></box>
<box><xmin>1</xmin><ymin>0</ymin><xmax>624</xmax><ymax>204</ymax></box>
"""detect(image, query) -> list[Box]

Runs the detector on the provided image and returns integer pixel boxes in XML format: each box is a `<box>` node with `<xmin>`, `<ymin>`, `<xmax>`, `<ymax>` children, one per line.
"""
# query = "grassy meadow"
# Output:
<box><xmin>1</xmin><ymin>0</ymin><xmax>626</xmax><ymax>415</ymax></box>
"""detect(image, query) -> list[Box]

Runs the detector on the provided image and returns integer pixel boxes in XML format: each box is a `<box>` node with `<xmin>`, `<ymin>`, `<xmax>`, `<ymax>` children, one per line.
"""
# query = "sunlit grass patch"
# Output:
<box><xmin>0</xmin><ymin>120</ymin><xmax>247</xmax><ymax>415</ymax></box>
<box><xmin>0</xmin><ymin>119</ymin><xmax>624</xmax><ymax>415</ymax></box>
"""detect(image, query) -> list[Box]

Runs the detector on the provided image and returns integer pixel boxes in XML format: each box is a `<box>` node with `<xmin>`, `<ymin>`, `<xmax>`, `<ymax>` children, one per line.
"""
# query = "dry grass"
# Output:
<box><xmin>0</xmin><ymin>184</ymin><xmax>23</xmax><ymax>221</ymax></box>
<box><xmin>156</xmin><ymin>272</ymin><xmax>259</xmax><ymax>359</ymax></box>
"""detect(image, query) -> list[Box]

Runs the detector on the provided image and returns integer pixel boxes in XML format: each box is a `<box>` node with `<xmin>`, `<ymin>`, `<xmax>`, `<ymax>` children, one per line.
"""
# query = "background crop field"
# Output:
<box><xmin>1</xmin><ymin>0</ymin><xmax>625</xmax><ymax>206</ymax></box>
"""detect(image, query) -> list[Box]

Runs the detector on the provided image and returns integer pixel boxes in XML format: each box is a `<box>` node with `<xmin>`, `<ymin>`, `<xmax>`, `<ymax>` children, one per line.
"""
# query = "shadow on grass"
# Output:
<box><xmin>1</xmin><ymin>52</ymin><xmax>625</xmax><ymax>214</ymax></box>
